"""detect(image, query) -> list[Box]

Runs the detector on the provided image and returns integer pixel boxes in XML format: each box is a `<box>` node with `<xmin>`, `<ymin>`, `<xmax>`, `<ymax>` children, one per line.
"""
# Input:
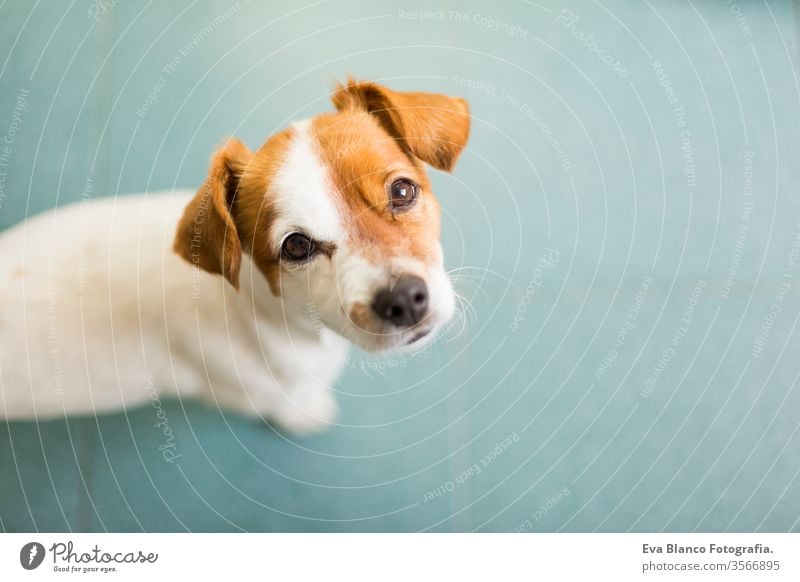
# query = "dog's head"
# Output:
<box><xmin>174</xmin><ymin>79</ymin><xmax>470</xmax><ymax>352</ymax></box>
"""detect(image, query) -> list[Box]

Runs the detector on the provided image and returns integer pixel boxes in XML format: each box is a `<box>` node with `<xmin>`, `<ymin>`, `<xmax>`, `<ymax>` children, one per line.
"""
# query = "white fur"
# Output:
<box><xmin>269</xmin><ymin>118</ymin><xmax>343</xmax><ymax>249</ymax></box>
<box><xmin>0</xmin><ymin>191</ymin><xmax>348</xmax><ymax>434</ymax></box>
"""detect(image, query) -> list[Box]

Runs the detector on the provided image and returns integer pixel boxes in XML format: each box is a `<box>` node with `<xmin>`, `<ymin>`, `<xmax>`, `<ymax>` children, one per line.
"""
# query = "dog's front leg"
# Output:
<box><xmin>266</xmin><ymin>382</ymin><xmax>339</xmax><ymax>436</ymax></box>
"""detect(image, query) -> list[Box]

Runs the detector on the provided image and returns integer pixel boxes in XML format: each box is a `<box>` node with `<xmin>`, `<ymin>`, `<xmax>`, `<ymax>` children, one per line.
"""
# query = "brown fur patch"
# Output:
<box><xmin>173</xmin><ymin>138</ymin><xmax>251</xmax><ymax>289</ymax></box>
<box><xmin>232</xmin><ymin>129</ymin><xmax>294</xmax><ymax>295</ymax></box>
<box><xmin>331</xmin><ymin>78</ymin><xmax>470</xmax><ymax>172</ymax></box>
<box><xmin>173</xmin><ymin>131</ymin><xmax>294</xmax><ymax>294</ymax></box>
<box><xmin>348</xmin><ymin>301</ymin><xmax>374</xmax><ymax>333</ymax></box>
<box><xmin>310</xmin><ymin>111</ymin><xmax>441</xmax><ymax>266</ymax></box>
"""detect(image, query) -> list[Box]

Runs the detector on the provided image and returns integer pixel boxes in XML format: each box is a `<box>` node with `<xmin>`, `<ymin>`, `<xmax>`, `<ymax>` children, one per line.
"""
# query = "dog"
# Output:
<box><xmin>0</xmin><ymin>79</ymin><xmax>470</xmax><ymax>434</ymax></box>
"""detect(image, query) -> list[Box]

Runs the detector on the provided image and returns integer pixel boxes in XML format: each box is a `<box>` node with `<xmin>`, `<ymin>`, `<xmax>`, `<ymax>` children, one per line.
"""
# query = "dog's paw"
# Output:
<box><xmin>269</xmin><ymin>389</ymin><xmax>338</xmax><ymax>436</ymax></box>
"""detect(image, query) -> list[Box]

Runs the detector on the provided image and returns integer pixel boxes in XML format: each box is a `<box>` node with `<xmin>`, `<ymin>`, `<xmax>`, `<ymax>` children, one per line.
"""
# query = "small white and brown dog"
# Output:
<box><xmin>0</xmin><ymin>79</ymin><xmax>470</xmax><ymax>434</ymax></box>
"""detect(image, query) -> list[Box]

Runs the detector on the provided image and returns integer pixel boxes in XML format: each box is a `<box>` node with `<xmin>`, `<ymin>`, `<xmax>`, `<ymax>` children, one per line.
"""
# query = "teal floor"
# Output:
<box><xmin>1</xmin><ymin>0</ymin><xmax>799</xmax><ymax>531</ymax></box>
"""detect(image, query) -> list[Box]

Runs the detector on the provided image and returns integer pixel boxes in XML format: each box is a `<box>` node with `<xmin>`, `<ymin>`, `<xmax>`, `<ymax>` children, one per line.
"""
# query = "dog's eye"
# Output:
<box><xmin>281</xmin><ymin>233</ymin><xmax>315</xmax><ymax>261</ymax></box>
<box><xmin>389</xmin><ymin>178</ymin><xmax>418</xmax><ymax>211</ymax></box>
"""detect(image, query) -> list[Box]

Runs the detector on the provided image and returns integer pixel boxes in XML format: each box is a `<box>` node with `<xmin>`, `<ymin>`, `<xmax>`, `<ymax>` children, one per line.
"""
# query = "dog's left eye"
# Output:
<box><xmin>282</xmin><ymin>233</ymin><xmax>315</xmax><ymax>261</ymax></box>
<box><xmin>389</xmin><ymin>178</ymin><xmax>418</xmax><ymax>211</ymax></box>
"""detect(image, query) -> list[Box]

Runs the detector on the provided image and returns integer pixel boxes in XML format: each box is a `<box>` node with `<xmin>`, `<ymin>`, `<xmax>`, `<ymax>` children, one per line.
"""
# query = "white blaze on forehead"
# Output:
<box><xmin>268</xmin><ymin>118</ymin><xmax>343</xmax><ymax>248</ymax></box>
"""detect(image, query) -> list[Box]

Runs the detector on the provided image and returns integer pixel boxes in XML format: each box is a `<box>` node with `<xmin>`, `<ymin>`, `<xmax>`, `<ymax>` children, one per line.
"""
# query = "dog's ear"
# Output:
<box><xmin>332</xmin><ymin>78</ymin><xmax>470</xmax><ymax>172</ymax></box>
<box><xmin>173</xmin><ymin>138</ymin><xmax>252</xmax><ymax>290</ymax></box>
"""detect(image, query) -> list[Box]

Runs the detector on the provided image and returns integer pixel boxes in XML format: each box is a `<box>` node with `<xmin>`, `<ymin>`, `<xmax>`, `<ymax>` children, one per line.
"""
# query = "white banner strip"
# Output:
<box><xmin>1</xmin><ymin>533</ymin><xmax>798</xmax><ymax>581</ymax></box>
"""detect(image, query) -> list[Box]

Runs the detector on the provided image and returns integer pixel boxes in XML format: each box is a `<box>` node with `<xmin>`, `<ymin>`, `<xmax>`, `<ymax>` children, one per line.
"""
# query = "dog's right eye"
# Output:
<box><xmin>281</xmin><ymin>233</ymin><xmax>315</xmax><ymax>261</ymax></box>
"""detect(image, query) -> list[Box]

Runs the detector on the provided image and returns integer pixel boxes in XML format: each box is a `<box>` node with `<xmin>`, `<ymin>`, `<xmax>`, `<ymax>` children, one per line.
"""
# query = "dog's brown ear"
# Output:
<box><xmin>173</xmin><ymin>138</ymin><xmax>252</xmax><ymax>290</ymax></box>
<box><xmin>332</xmin><ymin>78</ymin><xmax>470</xmax><ymax>172</ymax></box>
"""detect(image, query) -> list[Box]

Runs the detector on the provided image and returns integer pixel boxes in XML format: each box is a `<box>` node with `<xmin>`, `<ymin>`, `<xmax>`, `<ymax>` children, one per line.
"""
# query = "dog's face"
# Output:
<box><xmin>174</xmin><ymin>80</ymin><xmax>470</xmax><ymax>352</ymax></box>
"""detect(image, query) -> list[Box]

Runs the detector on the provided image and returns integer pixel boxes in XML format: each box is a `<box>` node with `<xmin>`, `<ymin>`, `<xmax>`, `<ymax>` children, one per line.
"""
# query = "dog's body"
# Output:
<box><xmin>0</xmin><ymin>192</ymin><xmax>348</xmax><ymax>432</ymax></box>
<box><xmin>0</xmin><ymin>80</ymin><xmax>469</xmax><ymax>433</ymax></box>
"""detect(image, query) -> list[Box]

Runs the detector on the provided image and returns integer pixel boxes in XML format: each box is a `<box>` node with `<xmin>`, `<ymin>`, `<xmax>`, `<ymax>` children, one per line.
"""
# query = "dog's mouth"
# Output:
<box><xmin>405</xmin><ymin>327</ymin><xmax>432</xmax><ymax>345</ymax></box>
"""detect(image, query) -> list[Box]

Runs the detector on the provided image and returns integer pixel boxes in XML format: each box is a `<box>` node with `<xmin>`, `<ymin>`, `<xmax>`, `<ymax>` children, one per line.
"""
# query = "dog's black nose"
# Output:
<box><xmin>372</xmin><ymin>275</ymin><xmax>429</xmax><ymax>327</ymax></box>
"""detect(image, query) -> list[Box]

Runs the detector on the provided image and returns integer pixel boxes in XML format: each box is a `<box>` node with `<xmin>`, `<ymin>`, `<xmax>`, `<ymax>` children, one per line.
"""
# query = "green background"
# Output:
<box><xmin>1</xmin><ymin>0</ymin><xmax>799</xmax><ymax>531</ymax></box>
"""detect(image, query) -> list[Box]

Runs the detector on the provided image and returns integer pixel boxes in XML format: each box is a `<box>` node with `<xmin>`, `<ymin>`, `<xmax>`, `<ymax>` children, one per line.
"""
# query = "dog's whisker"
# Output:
<box><xmin>456</xmin><ymin>291</ymin><xmax>478</xmax><ymax>324</ymax></box>
<box><xmin>446</xmin><ymin>266</ymin><xmax>521</xmax><ymax>293</ymax></box>
<box><xmin>447</xmin><ymin>270</ymin><xmax>490</xmax><ymax>303</ymax></box>
<box><xmin>450</xmin><ymin>278</ymin><xmax>489</xmax><ymax>302</ymax></box>
<box><xmin>443</xmin><ymin>292</ymin><xmax>473</xmax><ymax>344</ymax></box>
